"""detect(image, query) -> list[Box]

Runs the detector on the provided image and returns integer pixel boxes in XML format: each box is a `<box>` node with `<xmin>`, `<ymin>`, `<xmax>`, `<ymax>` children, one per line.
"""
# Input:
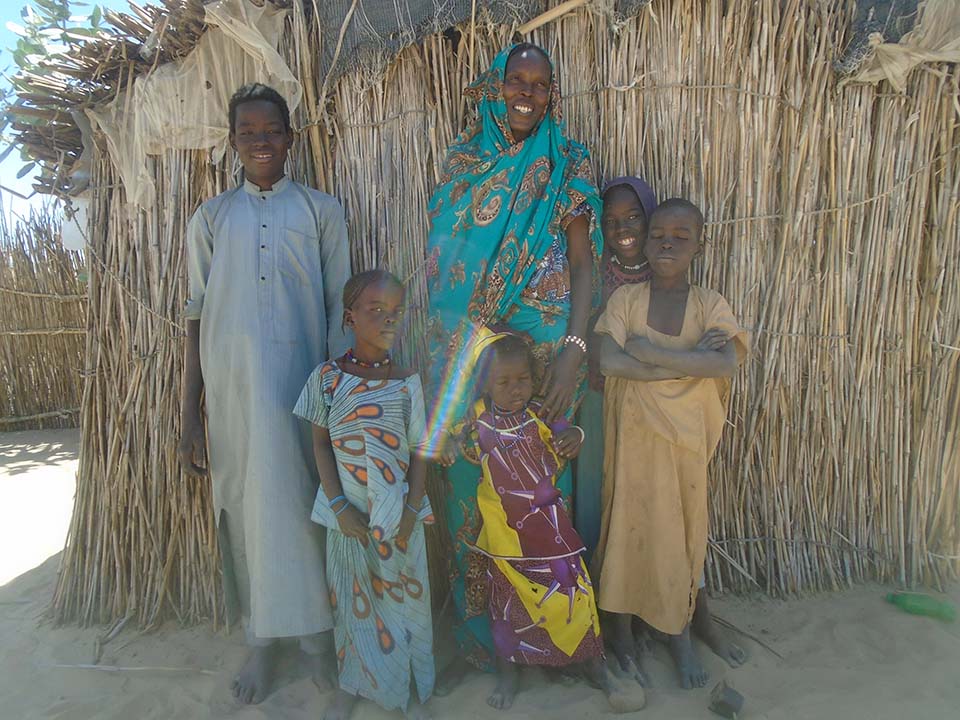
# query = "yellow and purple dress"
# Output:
<box><xmin>294</xmin><ymin>362</ymin><xmax>435</xmax><ymax>712</ymax></box>
<box><xmin>455</xmin><ymin>398</ymin><xmax>603</xmax><ymax>666</ymax></box>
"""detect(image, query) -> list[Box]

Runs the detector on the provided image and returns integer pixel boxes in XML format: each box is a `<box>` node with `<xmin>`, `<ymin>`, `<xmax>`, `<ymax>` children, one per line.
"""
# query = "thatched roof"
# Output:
<box><xmin>5</xmin><ymin>0</ymin><xmax>928</xmax><ymax>198</ymax></box>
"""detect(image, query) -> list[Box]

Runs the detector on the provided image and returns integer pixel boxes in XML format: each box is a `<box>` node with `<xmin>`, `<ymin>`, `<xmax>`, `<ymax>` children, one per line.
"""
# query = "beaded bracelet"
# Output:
<box><xmin>562</xmin><ymin>334</ymin><xmax>587</xmax><ymax>353</ymax></box>
<box><xmin>327</xmin><ymin>494</ymin><xmax>347</xmax><ymax>509</ymax></box>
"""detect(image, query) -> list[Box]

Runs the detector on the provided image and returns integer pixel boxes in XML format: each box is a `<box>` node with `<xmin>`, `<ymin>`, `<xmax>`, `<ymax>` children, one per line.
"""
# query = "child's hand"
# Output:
<box><xmin>695</xmin><ymin>328</ymin><xmax>729</xmax><ymax>352</ymax></box>
<box><xmin>437</xmin><ymin>435</ymin><xmax>459</xmax><ymax>467</ymax></box>
<box><xmin>552</xmin><ymin>426</ymin><xmax>585</xmax><ymax>459</ymax></box>
<box><xmin>395</xmin><ymin>507</ymin><xmax>416</xmax><ymax>544</ymax></box>
<box><xmin>336</xmin><ymin>504</ymin><xmax>370</xmax><ymax>539</ymax></box>
<box><xmin>624</xmin><ymin>336</ymin><xmax>653</xmax><ymax>361</ymax></box>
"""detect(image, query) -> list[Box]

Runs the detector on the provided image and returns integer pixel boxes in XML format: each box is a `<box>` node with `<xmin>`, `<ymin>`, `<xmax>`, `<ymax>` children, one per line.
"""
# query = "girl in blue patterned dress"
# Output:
<box><xmin>295</xmin><ymin>270</ymin><xmax>435</xmax><ymax>720</ymax></box>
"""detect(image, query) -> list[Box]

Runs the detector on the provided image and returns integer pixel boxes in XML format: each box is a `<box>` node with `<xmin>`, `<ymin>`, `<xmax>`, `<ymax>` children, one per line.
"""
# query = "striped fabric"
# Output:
<box><xmin>294</xmin><ymin>362</ymin><xmax>435</xmax><ymax>711</ymax></box>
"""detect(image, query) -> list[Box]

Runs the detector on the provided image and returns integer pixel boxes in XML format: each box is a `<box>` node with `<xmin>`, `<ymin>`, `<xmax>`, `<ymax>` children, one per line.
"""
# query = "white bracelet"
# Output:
<box><xmin>563</xmin><ymin>335</ymin><xmax>587</xmax><ymax>353</ymax></box>
<box><xmin>571</xmin><ymin>425</ymin><xmax>585</xmax><ymax>444</ymax></box>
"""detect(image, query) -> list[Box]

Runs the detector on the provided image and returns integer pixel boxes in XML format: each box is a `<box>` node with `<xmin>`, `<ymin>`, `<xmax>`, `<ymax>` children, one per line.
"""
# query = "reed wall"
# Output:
<box><xmin>0</xmin><ymin>209</ymin><xmax>85</xmax><ymax>432</ymax></box>
<box><xmin>52</xmin><ymin>0</ymin><xmax>960</xmax><ymax>627</ymax></box>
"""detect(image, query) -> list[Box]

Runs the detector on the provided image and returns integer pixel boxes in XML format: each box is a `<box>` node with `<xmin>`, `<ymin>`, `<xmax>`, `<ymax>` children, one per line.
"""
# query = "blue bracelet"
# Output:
<box><xmin>334</xmin><ymin>502</ymin><xmax>351</xmax><ymax>516</ymax></box>
<box><xmin>405</xmin><ymin>501</ymin><xmax>421</xmax><ymax>514</ymax></box>
<box><xmin>327</xmin><ymin>494</ymin><xmax>347</xmax><ymax>509</ymax></box>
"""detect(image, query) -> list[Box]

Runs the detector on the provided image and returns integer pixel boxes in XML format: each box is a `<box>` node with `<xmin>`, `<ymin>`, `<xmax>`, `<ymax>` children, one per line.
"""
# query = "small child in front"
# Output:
<box><xmin>441</xmin><ymin>332</ymin><xmax>645</xmax><ymax>714</ymax></box>
<box><xmin>593</xmin><ymin>199</ymin><xmax>749</xmax><ymax>690</ymax></box>
<box><xmin>294</xmin><ymin>270</ymin><xmax>435</xmax><ymax>720</ymax></box>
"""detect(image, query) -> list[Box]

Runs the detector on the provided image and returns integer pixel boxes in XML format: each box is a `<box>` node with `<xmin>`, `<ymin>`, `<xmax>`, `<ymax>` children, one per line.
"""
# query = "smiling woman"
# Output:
<box><xmin>423</xmin><ymin>43</ymin><xmax>603</xmax><ymax>689</ymax></box>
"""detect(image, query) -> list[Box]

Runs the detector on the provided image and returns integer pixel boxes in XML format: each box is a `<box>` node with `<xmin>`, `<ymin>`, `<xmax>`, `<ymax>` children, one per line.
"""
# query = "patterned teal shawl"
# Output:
<box><xmin>424</xmin><ymin>45</ymin><xmax>602</xmax><ymax>440</ymax></box>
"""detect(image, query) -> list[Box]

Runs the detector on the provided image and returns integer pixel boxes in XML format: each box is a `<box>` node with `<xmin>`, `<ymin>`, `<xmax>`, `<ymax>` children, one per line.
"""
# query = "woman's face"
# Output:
<box><xmin>502</xmin><ymin>49</ymin><xmax>551</xmax><ymax>142</ymax></box>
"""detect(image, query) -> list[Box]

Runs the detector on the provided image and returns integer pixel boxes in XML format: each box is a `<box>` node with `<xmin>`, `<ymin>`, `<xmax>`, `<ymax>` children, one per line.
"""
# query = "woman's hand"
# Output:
<box><xmin>178</xmin><ymin>411</ymin><xmax>207</xmax><ymax>478</ymax></box>
<box><xmin>552</xmin><ymin>426</ymin><xmax>584</xmax><ymax>459</ymax></box>
<box><xmin>395</xmin><ymin>507</ymin><xmax>416</xmax><ymax>544</ymax></box>
<box><xmin>336</xmin><ymin>504</ymin><xmax>370</xmax><ymax>539</ymax></box>
<box><xmin>539</xmin><ymin>344</ymin><xmax>582</xmax><ymax>423</ymax></box>
<box><xmin>695</xmin><ymin>328</ymin><xmax>729</xmax><ymax>352</ymax></box>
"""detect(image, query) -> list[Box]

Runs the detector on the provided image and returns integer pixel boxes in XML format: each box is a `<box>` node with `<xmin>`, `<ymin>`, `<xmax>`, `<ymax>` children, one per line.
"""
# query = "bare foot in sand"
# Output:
<box><xmin>405</xmin><ymin>697</ymin><xmax>432</xmax><ymax>720</ymax></box>
<box><xmin>306</xmin><ymin>648</ymin><xmax>337</xmax><ymax>692</ymax></box>
<box><xmin>608</xmin><ymin>613</ymin><xmax>650</xmax><ymax>686</ymax></box>
<box><xmin>585</xmin><ymin>658</ymin><xmax>646</xmax><ymax>714</ymax></box>
<box><xmin>487</xmin><ymin>659</ymin><xmax>518</xmax><ymax>710</ymax></box>
<box><xmin>231</xmin><ymin>644</ymin><xmax>280</xmax><ymax>704</ymax></box>
<box><xmin>544</xmin><ymin>665</ymin><xmax>580</xmax><ymax>686</ymax></box>
<box><xmin>693</xmin><ymin>593</ymin><xmax>747</xmax><ymax>667</ymax></box>
<box><xmin>323</xmin><ymin>689</ymin><xmax>358</xmax><ymax>720</ymax></box>
<box><xmin>669</xmin><ymin>626</ymin><xmax>709</xmax><ymax>689</ymax></box>
<box><xmin>433</xmin><ymin>656</ymin><xmax>470</xmax><ymax>697</ymax></box>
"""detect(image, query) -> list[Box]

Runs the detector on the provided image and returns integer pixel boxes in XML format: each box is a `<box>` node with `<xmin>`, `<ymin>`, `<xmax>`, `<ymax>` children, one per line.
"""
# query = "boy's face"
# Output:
<box><xmin>601</xmin><ymin>185</ymin><xmax>648</xmax><ymax>265</ymax></box>
<box><xmin>644</xmin><ymin>207</ymin><xmax>702</xmax><ymax>280</ymax></box>
<box><xmin>229</xmin><ymin>100</ymin><xmax>292</xmax><ymax>190</ymax></box>
<box><xmin>487</xmin><ymin>353</ymin><xmax>534</xmax><ymax>413</ymax></box>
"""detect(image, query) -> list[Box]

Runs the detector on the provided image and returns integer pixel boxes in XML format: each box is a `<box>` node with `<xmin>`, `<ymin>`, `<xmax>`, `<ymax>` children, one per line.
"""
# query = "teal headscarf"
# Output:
<box><xmin>425</xmin><ymin>44</ymin><xmax>603</xmax><ymax>439</ymax></box>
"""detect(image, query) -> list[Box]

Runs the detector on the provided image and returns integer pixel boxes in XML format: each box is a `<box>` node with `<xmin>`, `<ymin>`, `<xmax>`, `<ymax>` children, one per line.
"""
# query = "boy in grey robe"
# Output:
<box><xmin>179</xmin><ymin>83</ymin><xmax>350</xmax><ymax>704</ymax></box>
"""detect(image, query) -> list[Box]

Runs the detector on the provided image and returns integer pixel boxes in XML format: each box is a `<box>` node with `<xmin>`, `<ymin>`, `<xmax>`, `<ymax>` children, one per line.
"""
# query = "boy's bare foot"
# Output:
<box><xmin>306</xmin><ymin>649</ymin><xmax>337</xmax><ymax>692</ymax></box>
<box><xmin>323</xmin><ymin>689</ymin><xmax>358</xmax><ymax>720</ymax></box>
<box><xmin>433</xmin><ymin>656</ymin><xmax>470</xmax><ymax>697</ymax></box>
<box><xmin>487</xmin><ymin>659</ymin><xmax>519</xmax><ymax>710</ymax></box>
<box><xmin>608</xmin><ymin>613</ymin><xmax>650</xmax><ymax>686</ymax></box>
<box><xmin>231</xmin><ymin>644</ymin><xmax>280</xmax><ymax>704</ymax></box>
<box><xmin>669</xmin><ymin>626</ymin><xmax>709</xmax><ymax>689</ymax></box>
<box><xmin>585</xmin><ymin>658</ymin><xmax>646</xmax><ymax>713</ymax></box>
<box><xmin>692</xmin><ymin>593</ymin><xmax>747</xmax><ymax>667</ymax></box>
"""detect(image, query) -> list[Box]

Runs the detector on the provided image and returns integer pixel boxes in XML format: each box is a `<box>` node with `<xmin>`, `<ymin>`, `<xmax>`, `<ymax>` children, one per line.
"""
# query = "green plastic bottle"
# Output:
<box><xmin>885</xmin><ymin>592</ymin><xmax>957</xmax><ymax>622</ymax></box>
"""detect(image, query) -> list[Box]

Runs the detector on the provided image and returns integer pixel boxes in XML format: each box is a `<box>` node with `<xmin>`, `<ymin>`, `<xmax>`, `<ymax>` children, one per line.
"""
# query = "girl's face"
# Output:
<box><xmin>229</xmin><ymin>100</ymin><xmax>292</xmax><ymax>190</ymax></box>
<box><xmin>487</xmin><ymin>352</ymin><xmax>534</xmax><ymax>412</ymax></box>
<box><xmin>602</xmin><ymin>186</ymin><xmax>648</xmax><ymax>264</ymax></box>
<box><xmin>644</xmin><ymin>207</ymin><xmax>702</xmax><ymax>281</ymax></box>
<box><xmin>344</xmin><ymin>280</ymin><xmax>406</xmax><ymax>355</ymax></box>
<box><xmin>502</xmin><ymin>49</ymin><xmax>551</xmax><ymax>142</ymax></box>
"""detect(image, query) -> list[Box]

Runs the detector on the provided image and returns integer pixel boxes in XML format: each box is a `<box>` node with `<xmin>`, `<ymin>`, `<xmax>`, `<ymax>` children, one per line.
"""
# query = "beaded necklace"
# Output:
<box><xmin>345</xmin><ymin>348</ymin><xmax>391</xmax><ymax>369</ymax></box>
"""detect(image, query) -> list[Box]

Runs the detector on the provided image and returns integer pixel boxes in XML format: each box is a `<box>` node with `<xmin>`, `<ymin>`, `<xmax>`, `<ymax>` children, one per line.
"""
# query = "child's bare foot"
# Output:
<box><xmin>231</xmin><ymin>644</ymin><xmax>280</xmax><ymax>704</ymax></box>
<box><xmin>487</xmin><ymin>659</ymin><xmax>519</xmax><ymax>710</ymax></box>
<box><xmin>544</xmin><ymin>665</ymin><xmax>580</xmax><ymax>686</ymax></box>
<box><xmin>323</xmin><ymin>689</ymin><xmax>358</xmax><ymax>720</ymax></box>
<box><xmin>434</xmin><ymin>656</ymin><xmax>470</xmax><ymax>697</ymax></box>
<box><xmin>692</xmin><ymin>593</ymin><xmax>747</xmax><ymax>667</ymax></box>
<box><xmin>404</xmin><ymin>697</ymin><xmax>432</xmax><ymax>720</ymax></box>
<box><xmin>669</xmin><ymin>626</ymin><xmax>709</xmax><ymax>689</ymax></box>
<box><xmin>608</xmin><ymin>613</ymin><xmax>650</xmax><ymax>686</ymax></box>
<box><xmin>306</xmin><ymin>648</ymin><xmax>337</xmax><ymax>692</ymax></box>
<box><xmin>585</xmin><ymin>658</ymin><xmax>646</xmax><ymax>713</ymax></box>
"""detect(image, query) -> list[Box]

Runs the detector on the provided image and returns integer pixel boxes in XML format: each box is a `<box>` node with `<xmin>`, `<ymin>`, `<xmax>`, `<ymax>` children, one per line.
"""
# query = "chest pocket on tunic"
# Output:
<box><xmin>273</xmin><ymin>227</ymin><xmax>319</xmax><ymax>343</ymax></box>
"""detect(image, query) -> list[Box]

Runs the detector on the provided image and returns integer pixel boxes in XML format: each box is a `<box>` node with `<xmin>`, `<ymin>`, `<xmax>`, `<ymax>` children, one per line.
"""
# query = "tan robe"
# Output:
<box><xmin>592</xmin><ymin>283</ymin><xmax>747</xmax><ymax>634</ymax></box>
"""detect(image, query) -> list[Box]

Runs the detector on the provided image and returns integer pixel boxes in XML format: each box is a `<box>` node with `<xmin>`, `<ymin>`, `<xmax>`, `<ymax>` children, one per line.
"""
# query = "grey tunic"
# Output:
<box><xmin>184</xmin><ymin>176</ymin><xmax>350</xmax><ymax>638</ymax></box>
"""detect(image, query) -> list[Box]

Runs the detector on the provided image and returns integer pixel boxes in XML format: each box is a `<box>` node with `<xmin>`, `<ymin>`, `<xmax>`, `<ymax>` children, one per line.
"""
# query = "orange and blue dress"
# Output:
<box><xmin>294</xmin><ymin>361</ymin><xmax>435</xmax><ymax>712</ymax></box>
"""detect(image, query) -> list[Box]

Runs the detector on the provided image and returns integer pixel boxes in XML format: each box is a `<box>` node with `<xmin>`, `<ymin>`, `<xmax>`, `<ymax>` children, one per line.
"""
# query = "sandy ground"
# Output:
<box><xmin>2</xmin><ymin>429</ymin><xmax>959</xmax><ymax>720</ymax></box>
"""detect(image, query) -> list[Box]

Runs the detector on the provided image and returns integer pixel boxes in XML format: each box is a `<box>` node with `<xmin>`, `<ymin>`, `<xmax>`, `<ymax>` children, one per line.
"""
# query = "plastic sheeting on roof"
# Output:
<box><xmin>86</xmin><ymin>0</ymin><xmax>299</xmax><ymax>208</ymax></box>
